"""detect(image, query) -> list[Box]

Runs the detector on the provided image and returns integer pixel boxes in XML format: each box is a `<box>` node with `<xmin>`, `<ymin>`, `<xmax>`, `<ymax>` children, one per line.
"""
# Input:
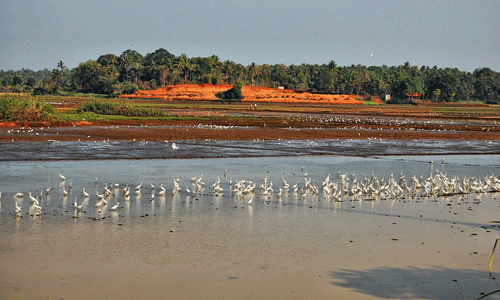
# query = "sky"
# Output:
<box><xmin>1</xmin><ymin>0</ymin><xmax>499</xmax><ymax>72</ymax></box>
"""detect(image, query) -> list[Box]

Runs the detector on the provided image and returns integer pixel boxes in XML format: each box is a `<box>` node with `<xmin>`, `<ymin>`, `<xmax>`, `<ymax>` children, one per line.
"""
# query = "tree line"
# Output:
<box><xmin>1</xmin><ymin>48</ymin><xmax>499</xmax><ymax>103</ymax></box>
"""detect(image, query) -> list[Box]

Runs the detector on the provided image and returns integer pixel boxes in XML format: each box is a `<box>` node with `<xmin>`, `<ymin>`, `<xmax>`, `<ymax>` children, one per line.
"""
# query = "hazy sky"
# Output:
<box><xmin>1</xmin><ymin>0</ymin><xmax>499</xmax><ymax>72</ymax></box>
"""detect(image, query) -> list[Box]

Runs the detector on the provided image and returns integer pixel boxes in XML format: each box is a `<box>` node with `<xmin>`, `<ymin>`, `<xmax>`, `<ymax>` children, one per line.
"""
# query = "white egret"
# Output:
<box><xmin>111</xmin><ymin>201</ymin><xmax>120</xmax><ymax>210</ymax></box>
<box><xmin>59</xmin><ymin>173</ymin><xmax>66</xmax><ymax>180</ymax></box>
<box><xmin>15</xmin><ymin>202</ymin><xmax>22</xmax><ymax>214</ymax></box>
<box><xmin>29</xmin><ymin>192</ymin><xmax>39</xmax><ymax>205</ymax></box>
<box><xmin>33</xmin><ymin>203</ymin><xmax>42</xmax><ymax>213</ymax></box>
<box><xmin>95</xmin><ymin>199</ymin><xmax>104</xmax><ymax>208</ymax></box>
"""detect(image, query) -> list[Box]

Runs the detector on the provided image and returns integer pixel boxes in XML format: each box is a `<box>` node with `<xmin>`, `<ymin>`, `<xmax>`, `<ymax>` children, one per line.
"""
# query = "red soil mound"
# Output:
<box><xmin>120</xmin><ymin>84</ymin><xmax>363</xmax><ymax>104</ymax></box>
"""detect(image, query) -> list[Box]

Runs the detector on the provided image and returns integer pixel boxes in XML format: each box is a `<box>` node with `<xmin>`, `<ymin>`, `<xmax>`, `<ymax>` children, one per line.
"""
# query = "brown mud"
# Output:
<box><xmin>1</xmin><ymin>89</ymin><xmax>500</xmax><ymax>142</ymax></box>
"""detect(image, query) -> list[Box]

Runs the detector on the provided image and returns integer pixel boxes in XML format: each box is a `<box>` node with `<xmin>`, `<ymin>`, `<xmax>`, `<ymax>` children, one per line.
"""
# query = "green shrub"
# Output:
<box><xmin>215</xmin><ymin>81</ymin><xmax>244</xmax><ymax>101</ymax></box>
<box><xmin>32</xmin><ymin>87</ymin><xmax>50</xmax><ymax>96</ymax></box>
<box><xmin>0</xmin><ymin>94</ymin><xmax>57</xmax><ymax>121</ymax></box>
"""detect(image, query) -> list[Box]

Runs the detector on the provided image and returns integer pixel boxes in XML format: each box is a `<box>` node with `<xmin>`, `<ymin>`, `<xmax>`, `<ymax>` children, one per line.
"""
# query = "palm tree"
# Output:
<box><xmin>57</xmin><ymin>60</ymin><xmax>66</xmax><ymax>71</ymax></box>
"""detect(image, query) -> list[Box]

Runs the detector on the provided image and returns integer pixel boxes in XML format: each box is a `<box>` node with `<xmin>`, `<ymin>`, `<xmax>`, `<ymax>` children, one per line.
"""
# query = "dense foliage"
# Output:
<box><xmin>0</xmin><ymin>94</ymin><xmax>56</xmax><ymax>121</ymax></box>
<box><xmin>1</xmin><ymin>49</ymin><xmax>499</xmax><ymax>103</ymax></box>
<box><xmin>215</xmin><ymin>82</ymin><xmax>244</xmax><ymax>101</ymax></box>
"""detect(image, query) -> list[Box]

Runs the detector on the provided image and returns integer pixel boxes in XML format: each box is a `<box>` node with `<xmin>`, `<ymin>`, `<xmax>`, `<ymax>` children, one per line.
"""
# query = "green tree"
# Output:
<box><xmin>215</xmin><ymin>81</ymin><xmax>244</xmax><ymax>101</ymax></box>
<box><xmin>12</xmin><ymin>75</ymin><xmax>24</xmax><ymax>86</ymax></box>
<box><xmin>74</xmin><ymin>60</ymin><xmax>104</xmax><ymax>91</ymax></box>
<box><xmin>25</xmin><ymin>76</ymin><xmax>37</xmax><ymax>88</ymax></box>
<box><xmin>57</xmin><ymin>60</ymin><xmax>66</xmax><ymax>71</ymax></box>
<box><xmin>1</xmin><ymin>75</ymin><xmax>12</xmax><ymax>87</ymax></box>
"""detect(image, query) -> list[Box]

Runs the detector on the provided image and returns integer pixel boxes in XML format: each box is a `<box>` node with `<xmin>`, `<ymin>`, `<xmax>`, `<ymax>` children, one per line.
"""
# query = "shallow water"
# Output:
<box><xmin>1</xmin><ymin>155</ymin><xmax>500</xmax><ymax>299</ymax></box>
<box><xmin>1</xmin><ymin>138</ymin><xmax>500</xmax><ymax>160</ymax></box>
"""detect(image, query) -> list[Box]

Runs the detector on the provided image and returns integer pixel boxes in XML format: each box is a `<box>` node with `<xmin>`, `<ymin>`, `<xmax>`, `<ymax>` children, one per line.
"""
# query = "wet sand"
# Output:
<box><xmin>1</xmin><ymin>156</ymin><xmax>500</xmax><ymax>299</ymax></box>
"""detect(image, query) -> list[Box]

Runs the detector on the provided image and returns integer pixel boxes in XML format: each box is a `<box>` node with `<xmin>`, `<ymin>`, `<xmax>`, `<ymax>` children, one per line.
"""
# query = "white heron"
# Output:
<box><xmin>95</xmin><ymin>199</ymin><xmax>104</xmax><ymax>208</ymax></box>
<box><xmin>111</xmin><ymin>201</ymin><xmax>120</xmax><ymax>211</ymax></box>
<box><xmin>15</xmin><ymin>201</ymin><xmax>22</xmax><ymax>214</ymax></box>
<box><xmin>29</xmin><ymin>192</ymin><xmax>39</xmax><ymax>205</ymax></box>
<box><xmin>59</xmin><ymin>173</ymin><xmax>66</xmax><ymax>180</ymax></box>
<box><xmin>61</xmin><ymin>186</ymin><xmax>68</xmax><ymax>196</ymax></box>
<box><xmin>33</xmin><ymin>203</ymin><xmax>42</xmax><ymax>213</ymax></box>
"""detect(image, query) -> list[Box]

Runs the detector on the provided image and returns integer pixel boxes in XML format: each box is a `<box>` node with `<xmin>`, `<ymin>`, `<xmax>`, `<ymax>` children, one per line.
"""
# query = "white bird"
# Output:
<box><xmin>172</xmin><ymin>143</ymin><xmax>179</xmax><ymax>151</ymax></box>
<box><xmin>135</xmin><ymin>182</ymin><xmax>143</xmax><ymax>190</ymax></box>
<box><xmin>14</xmin><ymin>192</ymin><xmax>23</xmax><ymax>198</ymax></box>
<box><xmin>33</xmin><ymin>203</ymin><xmax>42</xmax><ymax>213</ymax></box>
<box><xmin>45</xmin><ymin>186</ymin><xmax>51</xmax><ymax>194</ymax></box>
<box><xmin>248</xmin><ymin>198</ymin><xmax>253</xmax><ymax>205</ymax></box>
<box><xmin>59</xmin><ymin>173</ymin><xmax>66</xmax><ymax>180</ymax></box>
<box><xmin>111</xmin><ymin>201</ymin><xmax>120</xmax><ymax>211</ymax></box>
<box><xmin>29</xmin><ymin>192</ymin><xmax>39</xmax><ymax>205</ymax></box>
<box><xmin>15</xmin><ymin>202</ymin><xmax>22</xmax><ymax>214</ymax></box>
<box><xmin>73</xmin><ymin>197</ymin><xmax>84</xmax><ymax>211</ymax></box>
<box><xmin>369</xmin><ymin>54</ymin><xmax>374</xmax><ymax>57</ymax></box>
<box><xmin>82</xmin><ymin>188</ymin><xmax>89</xmax><ymax>198</ymax></box>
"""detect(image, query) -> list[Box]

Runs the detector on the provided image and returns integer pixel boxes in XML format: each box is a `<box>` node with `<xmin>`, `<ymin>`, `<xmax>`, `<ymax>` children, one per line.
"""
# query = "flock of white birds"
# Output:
<box><xmin>3</xmin><ymin>166</ymin><xmax>500</xmax><ymax>219</ymax></box>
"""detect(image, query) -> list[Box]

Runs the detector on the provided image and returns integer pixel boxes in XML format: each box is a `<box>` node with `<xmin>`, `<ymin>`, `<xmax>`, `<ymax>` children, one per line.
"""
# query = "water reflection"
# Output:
<box><xmin>1</xmin><ymin>155</ymin><xmax>500</xmax><ymax>299</ymax></box>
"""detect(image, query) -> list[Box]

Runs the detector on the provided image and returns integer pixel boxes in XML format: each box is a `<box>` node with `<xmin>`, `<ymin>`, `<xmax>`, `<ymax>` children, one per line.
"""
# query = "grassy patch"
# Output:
<box><xmin>0</xmin><ymin>94</ymin><xmax>57</xmax><ymax>122</ymax></box>
<box><xmin>76</xmin><ymin>100</ymin><xmax>170</xmax><ymax>117</ymax></box>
